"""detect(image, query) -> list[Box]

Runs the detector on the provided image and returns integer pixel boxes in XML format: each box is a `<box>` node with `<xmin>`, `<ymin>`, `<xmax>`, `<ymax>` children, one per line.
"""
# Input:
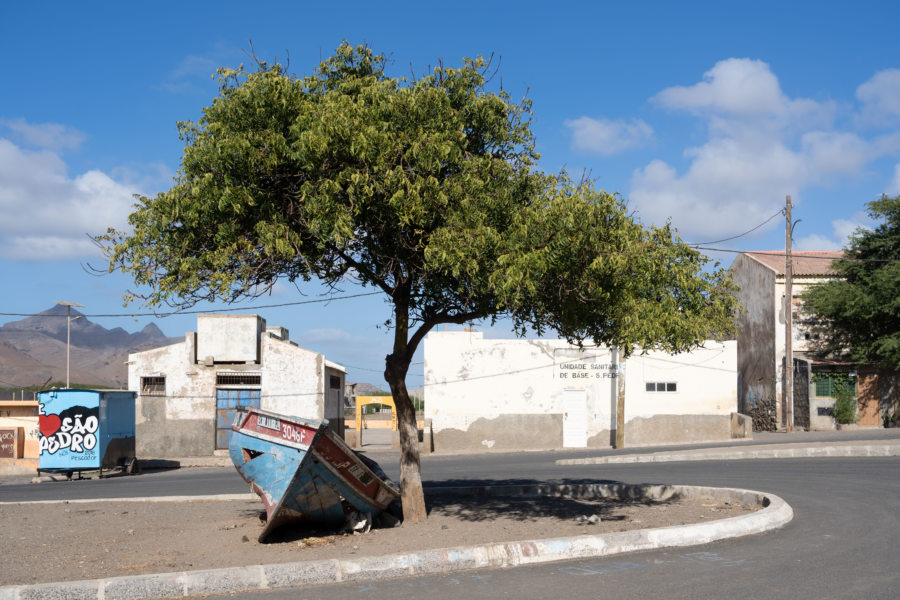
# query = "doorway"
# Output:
<box><xmin>563</xmin><ymin>389</ymin><xmax>588</xmax><ymax>448</ymax></box>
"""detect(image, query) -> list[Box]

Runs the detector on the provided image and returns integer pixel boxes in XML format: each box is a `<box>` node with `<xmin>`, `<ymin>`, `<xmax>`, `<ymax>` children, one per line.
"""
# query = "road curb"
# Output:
<box><xmin>556</xmin><ymin>443</ymin><xmax>900</xmax><ymax>465</ymax></box>
<box><xmin>0</xmin><ymin>493</ymin><xmax>256</xmax><ymax>506</ymax></box>
<box><xmin>0</xmin><ymin>483</ymin><xmax>792</xmax><ymax>600</ymax></box>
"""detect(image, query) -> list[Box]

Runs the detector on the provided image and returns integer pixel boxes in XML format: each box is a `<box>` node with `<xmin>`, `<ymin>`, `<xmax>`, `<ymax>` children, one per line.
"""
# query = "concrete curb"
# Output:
<box><xmin>0</xmin><ymin>483</ymin><xmax>792</xmax><ymax>600</ymax></box>
<box><xmin>556</xmin><ymin>443</ymin><xmax>900</xmax><ymax>465</ymax></box>
<box><xmin>0</xmin><ymin>493</ymin><xmax>255</xmax><ymax>506</ymax></box>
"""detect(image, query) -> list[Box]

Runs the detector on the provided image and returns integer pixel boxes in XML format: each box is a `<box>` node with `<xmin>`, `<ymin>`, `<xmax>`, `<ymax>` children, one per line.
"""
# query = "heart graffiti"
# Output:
<box><xmin>39</xmin><ymin>414</ymin><xmax>62</xmax><ymax>438</ymax></box>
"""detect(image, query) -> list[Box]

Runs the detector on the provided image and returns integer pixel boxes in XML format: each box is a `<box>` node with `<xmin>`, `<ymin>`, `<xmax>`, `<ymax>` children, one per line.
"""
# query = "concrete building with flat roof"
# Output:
<box><xmin>127</xmin><ymin>314</ymin><xmax>345</xmax><ymax>458</ymax></box>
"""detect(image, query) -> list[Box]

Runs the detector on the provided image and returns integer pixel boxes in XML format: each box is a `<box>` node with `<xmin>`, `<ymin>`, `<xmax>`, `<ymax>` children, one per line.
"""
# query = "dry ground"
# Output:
<box><xmin>0</xmin><ymin>491</ymin><xmax>756</xmax><ymax>586</ymax></box>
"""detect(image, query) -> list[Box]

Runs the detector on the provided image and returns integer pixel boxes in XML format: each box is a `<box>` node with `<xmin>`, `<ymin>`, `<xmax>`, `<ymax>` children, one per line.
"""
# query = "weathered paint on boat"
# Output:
<box><xmin>229</xmin><ymin>407</ymin><xmax>399</xmax><ymax>542</ymax></box>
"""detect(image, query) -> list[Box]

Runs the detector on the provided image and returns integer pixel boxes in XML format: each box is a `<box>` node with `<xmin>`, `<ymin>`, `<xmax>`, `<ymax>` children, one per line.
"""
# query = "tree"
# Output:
<box><xmin>802</xmin><ymin>194</ymin><xmax>900</xmax><ymax>368</ymax></box>
<box><xmin>99</xmin><ymin>43</ymin><xmax>737</xmax><ymax>523</ymax></box>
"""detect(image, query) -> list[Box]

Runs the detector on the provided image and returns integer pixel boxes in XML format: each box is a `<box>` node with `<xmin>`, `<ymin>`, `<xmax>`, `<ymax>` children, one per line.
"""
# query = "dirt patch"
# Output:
<box><xmin>0</xmin><ymin>492</ymin><xmax>757</xmax><ymax>586</ymax></box>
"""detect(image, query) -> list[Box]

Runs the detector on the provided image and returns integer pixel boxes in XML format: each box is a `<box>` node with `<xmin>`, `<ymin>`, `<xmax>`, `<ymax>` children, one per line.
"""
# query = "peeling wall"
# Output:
<box><xmin>425</xmin><ymin>331</ymin><xmax>738</xmax><ymax>452</ymax></box>
<box><xmin>128</xmin><ymin>318</ymin><xmax>339</xmax><ymax>459</ymax></box>
<box><xmin>730</xmin><ymin>253</ymin><xmax>777</xmax><ymax>418</ymax></box>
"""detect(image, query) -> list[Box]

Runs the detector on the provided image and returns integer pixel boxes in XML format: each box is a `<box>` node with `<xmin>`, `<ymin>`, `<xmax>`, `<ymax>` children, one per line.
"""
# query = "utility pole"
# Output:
<box><xmin>784</xmin><ymin>196</ymin><xmax>794</xmax><ymax>432</ymax></box>
<box><xmin>56</xmin><ymin>301</ymin><xmax>84</xmax><ymax>389</ymax></box>
<box><xmin>614</xmin><ymin>347</ymin><xmax>626</xmax><ymax>449</ymax></box>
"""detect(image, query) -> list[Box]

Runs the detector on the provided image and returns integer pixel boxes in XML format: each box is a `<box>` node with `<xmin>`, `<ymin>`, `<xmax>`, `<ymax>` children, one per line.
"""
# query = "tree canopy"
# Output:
<box><xmin>100</xmin><ymin>43</ymin><xmax>737</xmax><ymax>522</ymax></box>
<box><xmin>802</xmin><ymin>195</ymin><xmax>900</xmax><ymax>369</ymax></box>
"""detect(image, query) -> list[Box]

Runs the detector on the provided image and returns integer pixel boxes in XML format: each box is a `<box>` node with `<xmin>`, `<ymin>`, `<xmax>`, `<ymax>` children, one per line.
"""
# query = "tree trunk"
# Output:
<box><xmin>385</xmin><ymin>355</ymin><xmax>427</xmax><ymax>523</ymax></box>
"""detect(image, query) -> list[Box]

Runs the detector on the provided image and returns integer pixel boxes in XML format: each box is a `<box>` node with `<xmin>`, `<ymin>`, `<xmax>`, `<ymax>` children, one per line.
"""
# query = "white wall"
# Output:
<box><xmin>425</xmin><ymin>332</ymin><xmax>615</xmax><ymax>439</ymax></box>
<box><xmin>425</xmin><ymin>331</ymin><xmax>737</xmax><ymax>450</ymax></box>
<box><xmin>260</xmin><ymin>334</ymin><xmax>323</xmax><ymax>419</ymax></box>
<box><xmin>197</xmin><ymin>314</ymin><xmax>264</xmax><ymax>363</ymax></box>
<box><xmin>624</xmin><ymin>344</ymin><xmax>737</xmax><ymax>419</ymax></box>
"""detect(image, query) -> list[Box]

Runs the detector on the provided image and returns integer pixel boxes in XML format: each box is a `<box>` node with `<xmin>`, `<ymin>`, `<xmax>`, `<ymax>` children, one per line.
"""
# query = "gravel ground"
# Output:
<box><xmin>0</xmin><ymin>491</ymin><xmax>756</xmax><ymax>586</ymax></box>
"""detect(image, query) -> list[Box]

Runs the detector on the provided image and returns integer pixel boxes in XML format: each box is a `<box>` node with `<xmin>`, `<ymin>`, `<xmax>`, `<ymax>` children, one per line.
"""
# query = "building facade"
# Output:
<box><xmin>127</xmin><ymin>314</ymin><xmax>345</xmax><ymax>458</ymax></box>
<box><xmin>424</xmin><ymin>331</ymin><xmax>744</xmax><ymax>452</ymax></box>
<box><xmin>730</xmin><ymin>250</ymin><xmax>898</xmax><ymax>430</ymax></box>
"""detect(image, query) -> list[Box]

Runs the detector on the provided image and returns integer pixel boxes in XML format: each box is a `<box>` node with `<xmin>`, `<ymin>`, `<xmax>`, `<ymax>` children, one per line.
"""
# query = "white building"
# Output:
<box><xmin>424</xmin><ymin>330</ymin><xmax>744</xmax><ymax>452</ymax></box>
<box><xmin>127</xmin><ymin>314</ymin><xmax>345</xmax><ymax>458</ymax></box>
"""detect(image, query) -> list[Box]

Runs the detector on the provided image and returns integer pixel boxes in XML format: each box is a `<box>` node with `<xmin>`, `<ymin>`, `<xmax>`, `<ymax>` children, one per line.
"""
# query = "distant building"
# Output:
<box><xmin>127</xmin><ymin>314</ymin><xmax>345</xmax><ymax>458</ymax></box>
<box><xmin>730</xmin><ymin>250</ymin><xmax>897</xmax><ymax>430</ymax></box>
<box><xmin>424</xmin><ymin>331</ymin><xmax>745</xmax><ymax>452</ymax></box>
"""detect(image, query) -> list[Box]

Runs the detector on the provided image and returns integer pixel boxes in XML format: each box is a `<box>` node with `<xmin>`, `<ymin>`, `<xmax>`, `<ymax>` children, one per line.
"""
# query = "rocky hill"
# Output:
<box><xmin>0</xmin><ymin>305</ymin><xmax>180</xmax><ymax>389</ymax></box>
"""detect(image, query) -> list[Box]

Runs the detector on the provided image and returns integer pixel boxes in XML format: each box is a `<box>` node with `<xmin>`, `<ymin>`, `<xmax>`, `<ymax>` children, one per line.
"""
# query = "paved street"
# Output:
<box><xmin>206</xmin><ymin>457</ymin><xmax>900</xmax><ymax>600</ymax></box>
<box><xmin>2</xmin><ymin>430</ymin><xmax>900</xmax><ymax>598</ymax></box>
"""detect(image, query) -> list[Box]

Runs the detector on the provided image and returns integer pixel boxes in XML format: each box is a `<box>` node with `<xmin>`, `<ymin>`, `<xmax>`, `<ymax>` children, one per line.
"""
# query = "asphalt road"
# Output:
<box><xmin>218</xmin><ymin>456</ymin><xmax>900</xmax><ymax>600</ymax></box>
<box><xmin>2</xmin><ymin>440</ymin><xmax>899</xmax><ymax>599</ymax></box>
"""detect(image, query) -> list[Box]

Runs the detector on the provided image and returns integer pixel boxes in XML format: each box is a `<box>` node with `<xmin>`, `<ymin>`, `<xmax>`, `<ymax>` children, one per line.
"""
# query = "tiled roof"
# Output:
<box><xmin>746</xmin><ymin>251</ymin><xmax>844</xmax><ymax>277</ymax></box>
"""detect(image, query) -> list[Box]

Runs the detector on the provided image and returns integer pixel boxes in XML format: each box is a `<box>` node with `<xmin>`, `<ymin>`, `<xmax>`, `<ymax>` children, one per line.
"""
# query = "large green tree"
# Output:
<box><xmin>802</xmin><ymin>195</ymin><xmax>900</xmax><ymax>368</ymax></box>
<box><xmin>100</xmin><ymin>44</ymin><xmax>736</xmax><ymax>522</ymax></box>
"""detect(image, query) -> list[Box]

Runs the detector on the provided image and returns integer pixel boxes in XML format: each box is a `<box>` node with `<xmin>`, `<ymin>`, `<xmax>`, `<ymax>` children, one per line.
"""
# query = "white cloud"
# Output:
<box><xmin>856</xmin><ymin>68</ymin><xmax>900</xmax><ymax>125</ymax></box>
<box><xmin>889</xmin><ymin>163</ymin><xmax>900</xmax><ymax>195</ymax></box>
<box><xmin>793</xmin><ymin>233</ymin><xmax>842</xmax><ymax>252</ymax></box>
<box><xmin>800</xmin><ymin>131</ymin><xmax>870</xmax><ymax>178</ymax></box>
<box><xmin>629</xmin><ymin>59</ymin><xmax>897</xmax><ymax>241</ymax></box>
<box><xmin>654</xmin><ymin>59</ymin><xmax>786</xmax><ymax>117</ymax></box>
<box><xmin>652</xmin><ymin>58</ymin><xmax>835</xmax><ymax>130</ymax></box>
<box><xmin>0</xmin><ymin>138</ymin><xmax>139</xmax><ymax>261</ymax></box>
<box><xmin>795</xmin><ymin>216</ymin><xmax>869</xmax><ymax>252</ymax></box>
<box><xmin>631</xmin><ymin>137</ymin><xmax>803</xmax><ymax>240</ymax></box>
<box><xmin>564</xmin><ymin>117</ymin><xmax>653</xmax><ymax>155</ymax></box>
<box><xmin>1</xmin><ymin>118</ymin><xmax>86</xmax><ymax>151</ymax></box>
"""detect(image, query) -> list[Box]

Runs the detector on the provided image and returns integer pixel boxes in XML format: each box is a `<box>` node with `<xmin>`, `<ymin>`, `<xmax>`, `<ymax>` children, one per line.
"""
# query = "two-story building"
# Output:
<box><xmin>730</xmin><ymin>250</ymin><xmax>897</xmax><ymax>430</ymax></box>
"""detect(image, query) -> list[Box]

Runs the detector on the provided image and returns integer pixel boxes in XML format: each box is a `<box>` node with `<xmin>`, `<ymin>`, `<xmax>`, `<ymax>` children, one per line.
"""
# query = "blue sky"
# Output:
<box><xmin>2</xmin><ymin>1</ymin><xmax>900</xmax><ymax>389</ymax></box>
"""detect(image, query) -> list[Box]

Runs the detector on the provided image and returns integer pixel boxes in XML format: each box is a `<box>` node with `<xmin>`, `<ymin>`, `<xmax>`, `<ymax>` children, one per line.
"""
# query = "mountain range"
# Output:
<box><xmin>0</xmin><ymin>305</ymin><xmax>181</xmax><ymax>389</ymax></box>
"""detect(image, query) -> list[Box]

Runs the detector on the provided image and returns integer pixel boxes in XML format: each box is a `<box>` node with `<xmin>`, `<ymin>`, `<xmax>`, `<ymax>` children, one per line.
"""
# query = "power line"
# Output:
<box><xmin>686</xmin><ymin>209</ymin><xmax>785</xmax><ymax>246</ymax></box>
<box><xmin>696</xmin><ymin>247</ymin><xmax>900</xmax><ymax>264</ymax></box>
<box><xmin>0</xmin><ymin>291</ymin><xmax>382</xmax><ymax>319</ymax></box>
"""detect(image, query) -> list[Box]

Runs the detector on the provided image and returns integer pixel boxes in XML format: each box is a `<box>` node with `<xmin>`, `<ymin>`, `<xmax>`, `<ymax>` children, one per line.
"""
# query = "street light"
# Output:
<box><xmin>55</xmin><ymin>301</ymin><xmax>84</xmax><ymax>389</ymax></box>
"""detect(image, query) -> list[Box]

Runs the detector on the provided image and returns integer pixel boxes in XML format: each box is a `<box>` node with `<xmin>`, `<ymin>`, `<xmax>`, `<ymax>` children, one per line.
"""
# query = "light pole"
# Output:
<box><xmin>56</xmin><ymin>301</ymin><xmax>84</xmax><ymax>388</ymax></box>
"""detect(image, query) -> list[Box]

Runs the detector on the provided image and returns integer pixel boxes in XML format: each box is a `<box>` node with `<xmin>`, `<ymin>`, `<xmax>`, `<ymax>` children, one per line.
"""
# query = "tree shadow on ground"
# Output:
<box><xmin>254</xmin><ymin>477</ymin><xmax>679</xmax><ymax>540</ymax></box>
<box><xmin>422</xmin><ymin>477</ymin><xmax>677</xmax><ymax>523</ymax></box>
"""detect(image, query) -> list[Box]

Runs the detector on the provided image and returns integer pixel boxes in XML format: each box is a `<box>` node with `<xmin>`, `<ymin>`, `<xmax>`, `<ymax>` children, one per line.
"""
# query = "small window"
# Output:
<box><xmin>216</xmin><ymin>372</ymin><xmax>261</xmax><ymax>386</ymax></box>
<box><xmin>646</xmin><ymin>381</ymin><xmax>677</xmax><ymax>393</ymax></box>
<box><xmin>141</xmin><ymin>376</ymin><xmax>165</xmax><ymax>396</ymax></box>
<box><xmin>329</xmin><ymin>375</ymin><xmax>341</xmax><ymax>390</ymax></box>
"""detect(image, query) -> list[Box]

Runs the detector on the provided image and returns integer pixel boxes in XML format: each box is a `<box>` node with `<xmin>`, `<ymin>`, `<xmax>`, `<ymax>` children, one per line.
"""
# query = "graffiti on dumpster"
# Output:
<box><xmin>38</xmin><ymin>403</ymin><xmax>99</xmax><ymax>457</ymax></box>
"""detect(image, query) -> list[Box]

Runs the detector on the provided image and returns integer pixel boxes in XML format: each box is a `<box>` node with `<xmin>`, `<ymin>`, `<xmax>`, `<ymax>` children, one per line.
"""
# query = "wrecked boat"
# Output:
<box><xmin>229</xmin><ymin>406</ymin><xmax>400</xmax><ymax>542</ymax></box>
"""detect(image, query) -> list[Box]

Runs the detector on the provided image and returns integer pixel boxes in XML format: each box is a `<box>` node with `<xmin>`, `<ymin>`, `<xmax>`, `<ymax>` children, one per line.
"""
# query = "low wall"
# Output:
<box><xmin>137</xmin><ymin>396</ymin><xmax>213</xmax><ymax>458</ymax></box>
<box><xmin>432</xmin><ymin>412</ymin><xmax>751</xmax><ymax>453</ymax></box>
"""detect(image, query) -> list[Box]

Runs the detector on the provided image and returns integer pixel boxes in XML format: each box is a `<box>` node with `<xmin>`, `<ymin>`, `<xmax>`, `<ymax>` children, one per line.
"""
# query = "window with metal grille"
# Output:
<box><xmin>216</xmin><ymin>372</ymin><xmax>261</xmax><ymax>386</ymax></box>
<box><xmin>141</xmin><ymin>376</ymin><xmax>165</xmax><ymax>396</ymax></box>
<box><xmin>813</xmin><ymin>372</ymin><xmax>856</xmax><ymax>398</ymax></box>
<box><xmin>329</xmin><ymin>375</ymin><xmax>341</xmax><ymax>389</ymax></box>
<box><xmin>645</xmin><ymin>382</ymin><xmax>677</xmax><ymax>393</ymax></box>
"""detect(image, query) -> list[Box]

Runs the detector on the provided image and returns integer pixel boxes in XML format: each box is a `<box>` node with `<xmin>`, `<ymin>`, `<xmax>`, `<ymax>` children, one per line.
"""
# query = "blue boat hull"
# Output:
<box><xmin>229</xmin><ymin>408</ymin><xmax>399</xmax><ymax>541</ymax></box>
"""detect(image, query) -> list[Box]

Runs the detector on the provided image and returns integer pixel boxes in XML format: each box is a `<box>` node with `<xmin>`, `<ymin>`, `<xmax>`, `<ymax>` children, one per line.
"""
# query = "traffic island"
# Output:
<box><xmin>0</xmin><ymin>482</ymin><xmax>791</xmax><ymax>599</ymax></box>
